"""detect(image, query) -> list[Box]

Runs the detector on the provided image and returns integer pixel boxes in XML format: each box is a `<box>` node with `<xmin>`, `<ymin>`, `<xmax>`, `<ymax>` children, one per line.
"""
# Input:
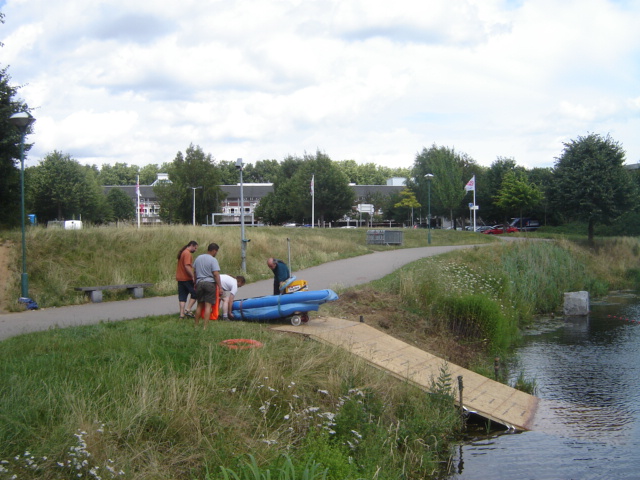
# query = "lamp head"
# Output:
<box><xmin>235</xmin><ymin>158</ymin><xmax>243</xmax><ymax>170</ymax></box>
<box><xmin>425</xmin><ymin>173</ymin><xmax>434</xmax><ymax>180</ymax></box>
<box><xmin>9</xmin><ymin>111</ymin><xmax>36</xmax><ymax>130</ymax></box>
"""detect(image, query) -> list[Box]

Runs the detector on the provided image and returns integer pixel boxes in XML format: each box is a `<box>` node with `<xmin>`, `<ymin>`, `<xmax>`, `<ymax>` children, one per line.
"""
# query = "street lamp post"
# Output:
<box><xmin>425</xmin><ymin>174</ymin><xmax>434</xmax><ymax>245</ymax></box>
<box><xmin>235</xmin><ymin>158</ymin><xmax>248</xmax><ymax>273</ymax></box>
<box><xmin>9</xmin><ymin>111</ymin><xmax>36</xmax><ymax>298</ymax></box>
<box><xmin>189</xmin><ymin>186</ymin><xmax>203</xmax><ymax>226</ymax></box>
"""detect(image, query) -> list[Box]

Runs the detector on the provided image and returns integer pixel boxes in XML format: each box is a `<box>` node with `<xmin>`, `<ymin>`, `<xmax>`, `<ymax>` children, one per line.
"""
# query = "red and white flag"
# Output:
<box><xmin>464</xmin><ymin>175</ymin><xmax>475</xmax><ymax>192</ymax></box>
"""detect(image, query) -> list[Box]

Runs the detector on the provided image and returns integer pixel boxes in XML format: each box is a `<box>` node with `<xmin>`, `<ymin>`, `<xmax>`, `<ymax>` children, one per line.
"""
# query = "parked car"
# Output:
<box><xmin>483</xmin><ymin>225</ymin><xmax>518</xmax><ymax>234</ymax></box>
<box><xmin>510</xmin><ymin>218</ymin><xmax>540</xmax><ymax>232</ymax></box>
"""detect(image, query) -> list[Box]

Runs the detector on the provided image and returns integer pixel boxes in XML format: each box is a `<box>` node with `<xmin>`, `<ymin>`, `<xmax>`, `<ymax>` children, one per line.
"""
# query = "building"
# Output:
<box><xmin>105</xmin><ymin>176</ymin><xmax>406</xmax><ymax>226</ymax></box>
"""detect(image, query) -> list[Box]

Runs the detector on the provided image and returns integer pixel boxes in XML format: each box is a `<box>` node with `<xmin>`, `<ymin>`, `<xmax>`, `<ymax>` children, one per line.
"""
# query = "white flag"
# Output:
<box><xmin>310</xmin><ymin>175</ymin><xmax>314</xmax><ymax>195</ymax></box>
<box><xmin>465</xmin><ymin>175</ymin><xmax>475</xmax><ymax>192</ymax></box>
<box><xmin>136</xmin><ymin>176</ymin><xmax>141</xmax><ymax>197</ymax></box>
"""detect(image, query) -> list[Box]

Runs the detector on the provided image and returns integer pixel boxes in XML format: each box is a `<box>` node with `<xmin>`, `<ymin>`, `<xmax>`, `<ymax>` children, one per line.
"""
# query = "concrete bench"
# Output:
<box><xmin>74</xmin><ymin>283</ymin><xmax>154</xmax><ymax>303</ymax></box>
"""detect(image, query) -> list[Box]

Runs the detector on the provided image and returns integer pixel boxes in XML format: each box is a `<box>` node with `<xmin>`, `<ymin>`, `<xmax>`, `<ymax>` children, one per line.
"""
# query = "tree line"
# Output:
<box><xmin>2</xmin><ymin>12</ymin><xmax>638</xmax><ymax>242</ymax></box>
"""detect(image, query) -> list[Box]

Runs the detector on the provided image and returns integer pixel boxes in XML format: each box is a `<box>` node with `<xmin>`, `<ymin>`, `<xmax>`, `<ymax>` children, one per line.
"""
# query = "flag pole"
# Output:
<box><xmin>473</xmin><ymin>179</ymin><xmax>477</xmax><ymax>232</ymax></box>
<box><xmin>136</xmin><ymin>175</ymin><xmax>141</xmax><ymax>229</ymax></box>
<box><xmin>311</xmin><ymin>174</ymin><xmax>315</xmax><ymax>228</ymax></box>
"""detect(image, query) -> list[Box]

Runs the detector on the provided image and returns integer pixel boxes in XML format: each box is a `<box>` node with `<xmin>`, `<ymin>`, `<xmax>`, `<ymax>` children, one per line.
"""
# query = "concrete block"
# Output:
<box><xmin>90</xmin><ymin>290</ymin><xmax>103</xmax><ymax>303</ymax></box>
<box><xmin>563</xmin><ymin>291</ymin><xmax>589</xmax><ymax>316</ymax></box>
<box><xmin>129</xmin><ymin>287</ymin><xmax>144</xmax><ymax>299</ymax></box>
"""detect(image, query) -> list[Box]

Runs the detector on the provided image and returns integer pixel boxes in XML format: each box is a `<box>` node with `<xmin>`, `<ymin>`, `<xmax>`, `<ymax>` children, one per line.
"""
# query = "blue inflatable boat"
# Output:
<box><xmin>231</xmin><ymin>289</ymin><xmax>338</xmax><ymax>325</ymax></box>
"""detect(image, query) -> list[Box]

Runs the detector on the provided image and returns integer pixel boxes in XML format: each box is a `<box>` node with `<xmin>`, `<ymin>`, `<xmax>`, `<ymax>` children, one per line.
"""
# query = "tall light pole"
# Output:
<box><xmin>9</xmin><ymin>111</ymin><xmax>36</xmax><ymax>298</ymax></box>
<box><xmin>425</xmin><ymin>174</ymin><xmax>434</xmax><ymax>245</ymax></box>
<box><xmin>189</xmin><ymin>186</ymin><xmax>202</xmax><ymax>226</ymax></box>
<box><xmin>235</xmin><ymin>158</ymin><xmax>248</xmax><ymax>273</ymax></box>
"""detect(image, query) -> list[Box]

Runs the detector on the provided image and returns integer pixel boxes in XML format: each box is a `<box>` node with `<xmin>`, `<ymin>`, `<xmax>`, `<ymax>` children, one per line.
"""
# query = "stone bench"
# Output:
<box><xmin>74</xmin><ymin>283</ymin><xmax>154</xmax><ymax>303</ymax></box>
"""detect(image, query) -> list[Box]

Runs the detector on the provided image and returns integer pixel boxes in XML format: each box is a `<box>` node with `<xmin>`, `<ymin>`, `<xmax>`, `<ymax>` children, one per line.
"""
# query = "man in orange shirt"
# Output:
<box><xmin>176</xmin><ymin>240</ymin><xmax>198</xmax><ymax>318</ymax></box>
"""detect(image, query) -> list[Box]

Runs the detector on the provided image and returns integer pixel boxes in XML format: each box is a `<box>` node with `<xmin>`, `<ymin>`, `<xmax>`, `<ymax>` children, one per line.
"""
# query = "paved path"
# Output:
<box><xmin>0</xmin><ymin>245</ymin><xmax>477</xmax><ymax>341</ymax></box>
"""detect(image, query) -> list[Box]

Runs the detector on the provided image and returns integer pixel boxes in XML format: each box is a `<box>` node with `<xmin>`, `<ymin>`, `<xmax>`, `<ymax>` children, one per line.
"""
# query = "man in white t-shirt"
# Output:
<box><xmin>219</xmin><ymin>274</ymin><xmax>245</xmax><ymax>320</ymax></box>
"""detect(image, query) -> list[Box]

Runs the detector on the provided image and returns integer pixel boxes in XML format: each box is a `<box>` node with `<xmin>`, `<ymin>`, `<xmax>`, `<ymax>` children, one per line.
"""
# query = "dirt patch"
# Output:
<box><xmin>327</xmin><ymin>287</ymin><xmax>483</xmax><ymax>368</ymax></box>
<box><xmin>0</xmin><ymin>241</ymin><xmax>16</xmax><ymax>313</ymax></box>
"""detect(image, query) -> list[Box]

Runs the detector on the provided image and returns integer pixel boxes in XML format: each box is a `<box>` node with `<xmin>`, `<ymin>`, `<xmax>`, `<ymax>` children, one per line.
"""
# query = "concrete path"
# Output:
<box><xmin>0</xmin><ymin>245</ymin><xmax>477</xmax><ymax>341</ymax></box>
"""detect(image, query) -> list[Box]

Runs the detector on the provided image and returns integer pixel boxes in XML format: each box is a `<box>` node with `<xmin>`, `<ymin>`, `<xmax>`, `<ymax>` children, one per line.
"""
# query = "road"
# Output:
<box><xmin>0</xmin><ymin>245</ymin><xmax>478</xmax><ymax>341</ymax></box>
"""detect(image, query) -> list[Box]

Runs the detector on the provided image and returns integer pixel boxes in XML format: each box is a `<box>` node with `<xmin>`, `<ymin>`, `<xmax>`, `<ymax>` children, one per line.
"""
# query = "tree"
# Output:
<box><xmin>106</xmin><ymin>188</ymin><xmax>135</xmax><ymax>221</ymax></box>
<box><xmin>255</xmin><ymin>152</ymin><xmax>354</xmax><ymax>225</ymax></box>
<box><xmin>394</xmin><ymin>188</ymin><xmax>421</xmax><ymax>226</ymax></box>
<box><xmin>139</xmin><ymin>164</ymin><xmax>160</xmax><ymax>185</ymax></box>
<box><xmin>96</xmin><ymin>162</ymin><xmax>139</xmax><ymax>185</ymax></box>
<box><xmin>551</xmin><ymin>133</ymin><xmax>637</xmax><ymax>244</ymax></box>
<box><xmin>26</xmin><ymin>151</ymin><xmax>107</xmax><ymax>223</ymax></box>
<box><xmin>494</xmin><ymin>170</ymin><xmax>543</xmax><ymax>228</ymax></box>
<box><xmin>245</xmin><ymin>159</ymin><xmax>281</xmax><ymax>183</ymax></box>
<box><xmin>479</xmin><ymin>157</ymin><xmax>524</xmax><ymax>224</ymax></box>
<box><xmin>0</xmin><ymin>64</ymin><xmax>33</xmax><ymax>227</ymax></box>
<box><xmin>411</xmin><ymin>145</ymin><xmax>472</xmax><ymax>228</ymax></box>
<box><xmin>154</xmin><ymin>145</ymin><xmax>224</xmax><ymax>224</ymax></box>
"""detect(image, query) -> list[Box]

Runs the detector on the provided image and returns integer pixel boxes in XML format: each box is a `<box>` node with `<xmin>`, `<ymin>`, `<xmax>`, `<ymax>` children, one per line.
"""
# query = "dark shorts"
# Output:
<box><xmin>177</xmin><ymin>280</ymin><xmax>196</xmax><ymax>302</ymax></box>
<box><xmin>195</xmin><ymin>281</ymin><xmax>217</xmax><ymax>304</ymax></box>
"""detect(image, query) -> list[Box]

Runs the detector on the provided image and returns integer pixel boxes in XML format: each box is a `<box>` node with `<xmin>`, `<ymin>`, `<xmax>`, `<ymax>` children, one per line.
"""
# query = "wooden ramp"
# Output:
<box><xmin>273</xmin><ymin>317</ymin><xmax>539</xmax><ymax>431</ymax></box>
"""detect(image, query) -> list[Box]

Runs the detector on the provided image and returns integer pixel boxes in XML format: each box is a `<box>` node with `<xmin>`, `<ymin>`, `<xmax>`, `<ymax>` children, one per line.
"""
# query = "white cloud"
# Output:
<box><xmin>2</xmin><ymin>0</ymin><xmax>640</xmax><ymax>171</ymax></box>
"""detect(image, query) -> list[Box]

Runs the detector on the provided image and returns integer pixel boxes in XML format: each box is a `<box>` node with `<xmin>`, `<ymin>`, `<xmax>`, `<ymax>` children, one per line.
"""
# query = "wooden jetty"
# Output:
<box><xmin>273</xmin><ymin>317</ymin><xmax>539</xmax><ymax>431</ymax></box>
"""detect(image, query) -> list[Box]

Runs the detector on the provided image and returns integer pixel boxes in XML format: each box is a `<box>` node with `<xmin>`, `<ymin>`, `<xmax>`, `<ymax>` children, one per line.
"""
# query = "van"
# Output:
<box><xmin>509</xmin><ymin>218</ymin><xmax>540</xmax><ymax>231</ymax></box>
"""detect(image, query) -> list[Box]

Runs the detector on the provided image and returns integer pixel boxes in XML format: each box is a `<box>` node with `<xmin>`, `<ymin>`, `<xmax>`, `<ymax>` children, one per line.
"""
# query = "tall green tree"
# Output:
<box><xmin>494</xmin><ymin>170</ymin><xmax>543</xmax><ymax>228</ymax></box>
<box><xmin>0</xmin><ymin>64</ymin><xmax>33</xmax><ymax>227</ymax></box>
<box><xmin>245</xmin><ymin>159</ymin><xmax>281</xmax><ymax>183</ymax></box>
<box><xmin>154</xmin><ymin>144</ymin><xmax>224</xmax><ymax>224</ymax></box>
<box><xmin>551</xmin><ymin>133</ymin><xmax>637</xmax><ymax>244</ymax></box>
<box><xmin>479</xmin><ymin>157</ymin><xmax>524</xmax><ymax>224</ymax></box>
<box><xmin>139</xmin><ymin>164</ymin><xmax>160</xmax><ymax>184</ymax></box>
<box><xmin>106</xmin><ymin>188</ymin><xmax>135</xmax><ymax>221</ymax></box>
<box><xmin>411</xmin><ymin>145</ymin><xmax>472</xmax><ymax>228</ymax></box>
<box><xmin>256</xmin><ymin>152</ymin><xmax>354</xmax><ymax>225</ymax></box>
<box><xmin>26</xmin><ymin>151</ymin><xmax>107</xmax><ymax>223</ymax></box>
<box><xmin>96</xmin><ymin>162</ymin><xmax>139</xmax><ymax>185</ymax></box>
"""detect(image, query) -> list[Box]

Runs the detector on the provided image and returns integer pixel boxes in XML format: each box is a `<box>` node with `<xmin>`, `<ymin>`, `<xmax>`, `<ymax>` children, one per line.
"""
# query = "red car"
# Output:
<box><xmin>483</xmin><ymin>225</ymin><xmax>519</xmax><ymax>234</ymax></box>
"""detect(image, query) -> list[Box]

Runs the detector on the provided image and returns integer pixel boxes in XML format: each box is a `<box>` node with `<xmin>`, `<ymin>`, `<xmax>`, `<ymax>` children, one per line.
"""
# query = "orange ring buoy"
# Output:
<box><xmin>220</xmin><ymin>338</ymin><xmax>264</xmax><ymax>350</ymax></box>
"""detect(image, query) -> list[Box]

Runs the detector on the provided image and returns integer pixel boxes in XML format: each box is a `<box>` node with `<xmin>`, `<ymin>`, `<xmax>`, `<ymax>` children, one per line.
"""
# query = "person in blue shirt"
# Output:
<box><xmin>267</xmin><ymin>257</ymin><xmax>289</xmax><ymax>295</ymax></box>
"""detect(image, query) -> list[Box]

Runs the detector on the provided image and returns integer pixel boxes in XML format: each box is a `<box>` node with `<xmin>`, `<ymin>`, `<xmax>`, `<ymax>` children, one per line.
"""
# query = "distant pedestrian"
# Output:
<box><xmin>219</xmin><ymin>274</ymin><xmax>246</xmax><ymax>320</ymax></box>
<box><xmin>193</xmin><ymin>243</ymin><xmax>221</xmax><ymax>327</ymax></box>
<box><xmin>176</xmin><ymin>240</ymin><xmax>198</xmax><ymax>319</ymax></box>
<box><xmin>267</xmin><ymin>257</ymin><xmax>289</xmax><ymax>295</ymax></box>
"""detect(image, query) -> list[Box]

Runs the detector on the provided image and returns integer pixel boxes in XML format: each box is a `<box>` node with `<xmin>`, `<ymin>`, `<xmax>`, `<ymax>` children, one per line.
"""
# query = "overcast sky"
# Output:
<box><xmin>2</xmin><ymin>0</ymin><xmax>639</xmax><ymax>171</ymax></box>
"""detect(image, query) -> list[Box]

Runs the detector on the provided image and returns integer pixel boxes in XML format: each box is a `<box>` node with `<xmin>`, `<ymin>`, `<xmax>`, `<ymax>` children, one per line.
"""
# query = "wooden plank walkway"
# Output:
<box><xmin>273</xmin><ymin>317</ymin><xmax>539</xmax><ymax>431</ymax></box>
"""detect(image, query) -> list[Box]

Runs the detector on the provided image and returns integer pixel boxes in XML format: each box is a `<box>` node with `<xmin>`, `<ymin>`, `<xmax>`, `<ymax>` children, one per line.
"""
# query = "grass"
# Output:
<box><xmin>3</xmin><ymin>226</ymin><xmax>640</xmax><ymax>477</ymax></box>
<box><xmin>1</xmin><ymin>225</ymin><xmax>493</xmax><ymax>310</ymax></box>
<box><xmin>0</xmin><ymin>317</ymin><xmax>461</xmax><ymax>479</ymax></box>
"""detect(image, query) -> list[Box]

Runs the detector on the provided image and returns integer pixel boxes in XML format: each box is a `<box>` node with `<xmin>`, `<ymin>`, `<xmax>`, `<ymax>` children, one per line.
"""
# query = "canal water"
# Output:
<box><xmin>448</xmin><ymin>292</ymin><xmax>640</xmax><ymax>480</ymax></box>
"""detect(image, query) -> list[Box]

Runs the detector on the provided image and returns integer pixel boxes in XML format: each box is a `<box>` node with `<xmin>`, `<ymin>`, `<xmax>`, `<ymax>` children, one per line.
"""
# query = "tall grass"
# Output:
<box><xmin>1</xmin><ymin>225</ymin><xmax>492</xmax><ymax>310</ymax></box>
<box><xmin>0</xmin><ymin>316</ymin><xmax>462</xmax><ymax>479</ymax></box>
<box><xmin>343</xmin><ymin>237</ymin><xmax>640</xmax><ymax>355</ymax></box>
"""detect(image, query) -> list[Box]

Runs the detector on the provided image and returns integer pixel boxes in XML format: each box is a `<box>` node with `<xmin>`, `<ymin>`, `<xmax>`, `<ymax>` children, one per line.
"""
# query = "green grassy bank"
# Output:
<box><xmin>1</xmin><ymin>225</ymin><xmax>491</xmax><ymax>310</ymax></box>
<box><xmin>2</xmin><ymin>228</ymin><xmax>640</xmax><ymax>479</ymax></box>
<box><xmin>0</xmin><ymin>317</ymin><xmax>461</xmax><ymax>480</ymax></box>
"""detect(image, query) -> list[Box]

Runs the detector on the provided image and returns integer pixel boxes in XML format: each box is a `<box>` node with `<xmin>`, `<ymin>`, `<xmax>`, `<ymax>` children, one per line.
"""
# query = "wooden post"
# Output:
<box><xmin>457</xmin><ymin>375</ymin><xmax>465</xmax><ymax>429</ymax></box>
<box><xmin>494</xmin><ymin>357</ymin><xmax>500</xmax><ymax>380</ymax></box>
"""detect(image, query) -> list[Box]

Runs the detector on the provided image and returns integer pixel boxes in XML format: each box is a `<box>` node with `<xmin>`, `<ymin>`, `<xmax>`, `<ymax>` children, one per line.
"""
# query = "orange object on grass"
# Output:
<box><xmin>220</xmin><ymin>339</ymin><xmax>264</xmax><ymax>349</ymax></box>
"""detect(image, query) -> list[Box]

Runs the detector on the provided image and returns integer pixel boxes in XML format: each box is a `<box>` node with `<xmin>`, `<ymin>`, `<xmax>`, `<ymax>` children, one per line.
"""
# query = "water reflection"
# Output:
<box><xmin>448</xmin><ymin>293</ymin><xmax>640</xmax><ymax>479</ymax></box>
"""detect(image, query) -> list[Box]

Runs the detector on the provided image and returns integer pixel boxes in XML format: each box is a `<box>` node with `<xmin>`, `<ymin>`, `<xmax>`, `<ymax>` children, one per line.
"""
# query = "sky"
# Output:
<box><xmin>2</xmin><ymin>0</ymin><xmax>639</xmax><ymax>171</ymax></box>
